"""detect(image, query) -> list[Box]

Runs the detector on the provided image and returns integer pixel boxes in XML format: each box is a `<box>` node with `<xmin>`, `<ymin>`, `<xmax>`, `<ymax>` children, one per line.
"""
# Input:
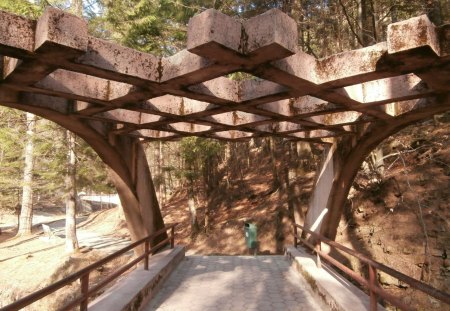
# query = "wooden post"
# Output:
<box><xmin>369</xmin><ymin>264</ymin><xmax>378</xmax><ymax>311</ymax></box>
<box><xmin>170</xmin><ymin>226</ymin><xmax>175</xmax><ymax>249</ymax></box>
<box><xmin>144</xmin><ymin>240</ymin><xmax>149</xmax><ymax>270</ymax></box>
<box><xmin>315</xmin><ymin>240</ymin><xmax>322</xmax><ymax>269</ymax></box>
<box><xmin>80</xmin><ymin>273</ymin><xmax>89</xmax><ymax>311</ymax></box>
<box><xmin>293</xmin><ymin>225</ymin><xmax>298</xmax><ymax>248</ymax></box>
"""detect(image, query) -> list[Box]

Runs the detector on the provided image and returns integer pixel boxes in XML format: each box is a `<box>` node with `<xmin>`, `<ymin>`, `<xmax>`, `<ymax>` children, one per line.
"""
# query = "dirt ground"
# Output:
<box><xmin>334</xmin><ymin>120</ymin><xmax>450</xmax><ymax>311</ymax></box>
<box><xmin>162</xmin><ymin>148</ymin><xmax>313</xmax><ymax>256</ymax></box>
<box><xmin>0</xmin><ymin>207</ymin><xmax>131</xmax><ymax>310</ymax></box>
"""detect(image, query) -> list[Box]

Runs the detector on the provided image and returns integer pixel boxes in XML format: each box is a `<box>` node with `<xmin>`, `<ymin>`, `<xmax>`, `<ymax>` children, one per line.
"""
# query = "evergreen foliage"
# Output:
<box><xmin>180</xmin><ymin>137</ymin><xmax>223</xmax><ymax>182</ymax></box>
<box><xmin>0</xmin><ymin>106</ymin><xmax>113</xmax><ymax>210</ymax></box>
<box><xmin>103</xmin><ymin>0</ymin><xmax>205</xmax><ymax>55</ymax></box>
<box><xmin>0</xmin><ymin>1</ymin><xmax>114</xmax><ymax>211</ymax></box>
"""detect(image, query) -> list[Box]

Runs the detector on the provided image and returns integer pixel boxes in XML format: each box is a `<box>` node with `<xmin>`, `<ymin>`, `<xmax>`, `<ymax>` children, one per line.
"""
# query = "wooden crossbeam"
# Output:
<box><xmin>0</xmin><ymin>8</ymin><xmax>448</xmax><ymax>142</ymax></box>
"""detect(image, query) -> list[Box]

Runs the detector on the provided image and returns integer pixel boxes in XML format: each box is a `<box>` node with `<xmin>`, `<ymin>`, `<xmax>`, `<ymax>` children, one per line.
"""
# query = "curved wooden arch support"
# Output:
<box><xmin>304</xmin><ymin>95</ymin><xmax>450</xmax><ymax>240</ymax></box>
<box><xmin>0</xmin><ymin>91</ymin><xmax>165</xmax><ymax>247</ymax></box>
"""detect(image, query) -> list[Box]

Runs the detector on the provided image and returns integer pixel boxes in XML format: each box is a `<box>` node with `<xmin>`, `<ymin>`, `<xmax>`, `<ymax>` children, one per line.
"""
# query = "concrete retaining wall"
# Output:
<box><xmin>286</xmin><ymin>246</ymin><xmax>386</xmax><ymax>311</ymax></box>
<box><xmin>89</xmin><ymin>245</ymin><xmax>185</xmax><ymax>311</ymax></box>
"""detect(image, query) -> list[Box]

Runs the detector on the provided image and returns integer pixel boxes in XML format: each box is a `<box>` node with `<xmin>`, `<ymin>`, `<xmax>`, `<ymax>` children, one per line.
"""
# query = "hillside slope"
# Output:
<box><xmin>162</xmin><ymin>116</ymin><xmax>449</xmax><ymax>310</ymax></box>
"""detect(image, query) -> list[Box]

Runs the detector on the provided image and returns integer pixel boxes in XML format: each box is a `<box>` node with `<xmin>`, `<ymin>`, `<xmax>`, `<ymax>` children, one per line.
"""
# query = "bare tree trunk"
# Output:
<box><xmin>65</xmin><ymin>130</ymin><xmax>79</xmax><ymax>252</ymax></box>
<box><xmin>270</xmin><ymin>137</ymin><xmax>280</xmax><ymax>189</ymax></box>
<box><xmin>204</xmin><ymin>160</ymin><xmax>211</xmax><ymax>234</ymax></box>
<box><xmin>359</xmin><ymin>0</ymin><xmax>369</xmax><ymax>45</ymax></box>
<box><xmin>188</xmin><ymin>181</ymin><xmax>199</xmax><ymax>236</ymax></box>
<box><xmin>159</xmin><ymin>141</ymin><xmax>165</xmax><ymax>204</ymax></box>
<box><xmin>391</xmin><ymin>0</ymin><xmax>398</xmax><ymax>23</ymax></box>
<box><xmin>287</xmin><ymin>142</ymin><xmax>305</xmax><ymax>225</ymax></box>
<box><xmin>154</xmin><ymin>142</ymin><xmax>161</xmax><ymax>203</ymax></box>
<box><xmin>339</xmin><ymin>0</ymin><xmax>364</xmax><ymax>47</ymax></box>
<box><xmin>64</xmin><ymin>0</ymin><xmax>82</xmax><ymax>252</ymax></box>
<box><xmin>168</xmin><ymin>168</ymin><xmax>173</xmax><ymax>193</ymax></box>
<box><xmin>204</xmin><ymin>154</ymin><xmax>218</xmax><ymax>234</ymax></box>
<box><xmin>204</xmin><ymin>200</ymin><xmax>210</xmax><ymax>234</ymax></box>
<box><xmin>17</xmin><ymin>112</ymin><xmax>35</xmax><ymax>236</ymax></box>
<box><xmin>224</xmin><ymin>143</ymin><xmax>231</xmax><ymax>189</ymax></box>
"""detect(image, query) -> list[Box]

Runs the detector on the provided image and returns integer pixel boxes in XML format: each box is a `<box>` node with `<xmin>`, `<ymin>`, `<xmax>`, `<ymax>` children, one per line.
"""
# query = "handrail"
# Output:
<box><xmin>294</xmin><ymin>223</ymin><xmax>450</xmax><ymax>311</ymax></box>
<box><xmin>1</xmin><ymin>223</ymin><xmax>178</xmax><ymax>311</ymax></box>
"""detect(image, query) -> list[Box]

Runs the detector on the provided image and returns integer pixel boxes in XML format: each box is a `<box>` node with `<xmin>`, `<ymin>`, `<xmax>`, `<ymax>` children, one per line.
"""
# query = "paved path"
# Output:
<box><xmin>145</xmin><ymin>255</ymin><xmax>327</xmax><ymax>311</ymax></box>
<box><xmin>45</xmin><ymin>217</ymin><xmax>130</xmax><ymax>253</ymax></box>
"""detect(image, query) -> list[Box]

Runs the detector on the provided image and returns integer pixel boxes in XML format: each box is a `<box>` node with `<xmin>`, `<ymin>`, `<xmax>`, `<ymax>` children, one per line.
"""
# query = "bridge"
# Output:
<box><xmin>79</xmin><ymin>193</ymin><xmax>120</xmax><ymax>206</ymax></box>
<box><xmin>0</xmin><ymin>6</ymin><xmax>449</xmax><ymax>311</ymax></box>
<box><xmin>78</xmin><ymin>193</ymin><xmax>120</xmax><ymax>212</ymax></box>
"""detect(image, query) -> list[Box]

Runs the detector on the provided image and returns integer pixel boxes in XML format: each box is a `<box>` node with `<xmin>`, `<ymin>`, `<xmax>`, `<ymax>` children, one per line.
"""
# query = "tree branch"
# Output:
<box><xmin>338</xmin><ymin>0</ymin><xmax>364</xmax><ymax>47</ymax></box>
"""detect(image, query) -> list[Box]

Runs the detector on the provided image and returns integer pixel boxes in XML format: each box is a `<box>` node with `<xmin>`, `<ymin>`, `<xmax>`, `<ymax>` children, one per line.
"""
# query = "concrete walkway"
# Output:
<box><xmin>144</xmin><ymin>255</ymin><xmax>327</xmax><ymax>311</ymax></box>
<box><xmin>46</xmin><ymin>217</ymin><xmax>130</xmax><ymax>253</ymax></box>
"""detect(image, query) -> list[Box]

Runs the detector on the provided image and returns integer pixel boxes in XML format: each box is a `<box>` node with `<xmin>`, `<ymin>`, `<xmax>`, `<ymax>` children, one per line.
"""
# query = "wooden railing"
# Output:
<box><xmin>0</xmin><ymin>223</ymin><xmax>178</xmax><ymax>311</ymax></box>
<box><xmin>294</xmin><ymin>223</ymin><xmax>450</xmax><ymax>311</ymax></box>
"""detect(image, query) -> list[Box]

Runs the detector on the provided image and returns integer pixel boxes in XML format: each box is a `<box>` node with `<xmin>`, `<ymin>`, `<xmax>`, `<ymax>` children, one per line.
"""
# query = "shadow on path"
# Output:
<box><xmin>145</xmin><ymin>255</ymin><xmax>327</xmax><ymax>311</ymax></box>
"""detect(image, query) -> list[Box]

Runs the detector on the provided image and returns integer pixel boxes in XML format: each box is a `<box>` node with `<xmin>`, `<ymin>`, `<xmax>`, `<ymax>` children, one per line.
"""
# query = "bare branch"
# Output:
<box><xmin>338</xmin><ymin>0</ymin><xmax>364</xmax><ymax>47</ymax></box>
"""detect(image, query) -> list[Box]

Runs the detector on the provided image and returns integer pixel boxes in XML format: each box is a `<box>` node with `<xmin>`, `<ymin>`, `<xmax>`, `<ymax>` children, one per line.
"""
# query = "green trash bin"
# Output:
<box><xmin>244</xmin><ymin>222</ymin><xmax>257</xmax><ymax>249</ymax></box>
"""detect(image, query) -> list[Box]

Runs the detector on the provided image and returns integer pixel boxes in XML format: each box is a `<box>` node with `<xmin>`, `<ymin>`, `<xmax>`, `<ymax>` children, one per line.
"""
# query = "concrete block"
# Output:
<box><xmin>286</xmin><ymin>246</ymin><xmax>387</xmax><ymax>311</ymax></box>
<box><xmin>258</xmin><ymin>97</ymin><xmax>336</xmax><ymax>118</ymax></box>
<box><xmin>76</xmin><ymin>37</ymin><xmax>160</xmax><ymax>82</ymax></box>
<box><xmin>160</xmin><ymin>49</ymin><xmax>213</xmax><ymax>83</ymax></box>
<box><xmin>138</xmin><ymin>95</ymin><xmax>215</xmax><ymax>119</ymax></box>
<box><xmin>89</xmin><ymin>246</ymin><xmax>185</xmax><ymax>311</ymax></box>
<box><xmin>189</xmin><ymin>77</ymin><xmax>238</xmax><ymax>102</ymax></box>
<box><xmin>187</xmin><ymin>9</ymin><xmax>242</xmax><ymax>55</ymax></box>
<box><xmin>244</xmin><ymin>9</ymin><xmax>297</xmax><ymax>58</ymax></box>
<box><xmin>316</xmin><ymin>43</ymin><xmax>388</xmax><ymax>86</ymax></box>
<box><xmin>0</xmin><ymin>11</ymin><xmax>35</xmax><ymax>53</ymax></box>
<box><xmin>271</xmin><ymin>51</ymin><xmax>319</xmax><ymax>85</ymax></box>
<box><xmin>239</xmin><ymin>79</ymin><xmax>287</xmax><ymax>102</ymax></box>
<box><xmin>35</xmin><ymin>69</ymin><xmax>110</xmax><ymax>101</ymax></box>
<box><xmin>388</xmin><ymin>15</ymin><xmax>440</xmax><ymax>56</ymax></box>
<box><xmin>20</xmin><ymin>92</ymin><xmax>70</xmax><ymax>114</ymax></box>
<box><xmin>35</xmin><ymin>7</ymin><xmax>88</xmax><ymax>54</ymax></box>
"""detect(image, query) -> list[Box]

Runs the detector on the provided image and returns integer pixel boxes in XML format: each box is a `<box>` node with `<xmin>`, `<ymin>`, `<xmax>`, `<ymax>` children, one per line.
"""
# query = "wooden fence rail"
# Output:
<box><xmin>294</xmin><ymin>224</ymin><xmax>450</xmax><ymax>311</ymax></box>
<box><xmin>0</xmin><ymin>223</ymin><xmax>177</xmax><ymax>311</ymax></box>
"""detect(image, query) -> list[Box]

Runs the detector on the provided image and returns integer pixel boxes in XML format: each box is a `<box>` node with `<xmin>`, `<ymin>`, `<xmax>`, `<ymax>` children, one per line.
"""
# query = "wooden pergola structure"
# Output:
<box><xmin>0</xmin><ymin>8</ymin><xmax>449</xmax><ymax>243</ymax></box>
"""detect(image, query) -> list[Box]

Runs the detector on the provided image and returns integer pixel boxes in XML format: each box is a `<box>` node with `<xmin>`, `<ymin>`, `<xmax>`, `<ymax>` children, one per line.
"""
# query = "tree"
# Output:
<box><xmin>0</xmin><ymin>1</ymin><xmax>41</xmax><ymax>236</ymax></box>
<box><xmin>102</xmin><ymin>0</ymin><xmax>201</xmax><ymax>55</ymax></box>
<box><xmin>0</xmin><ymin>0</ymin><xmax>41</xmax><ymax>18</ymax></box>
<box><xmin>180</xmin><ymin>138</ymin><xmax>201</xmax><ymax>235</ymax></box>
<box><xmin>200</xmin><ymin>139</ymin><xmax>223</xmax><ymax>233</ymax></box>
<box><xmin>0</xmin><ymin>108</ymin><xmax>26</xmax><ymax>214</ymax></box>
<box><xmin>0</xmin><ymin>1</ymin><xmax>115</xmax><ymax>238</ymax></box>
<box><xmin>17</xmin><ymin>113</ymin><xmax>36</xmax><ymax>236</ymax></box>
<box><xmin>64</xmin><ymin>0</ymin><xmax>84</xmax><ymax>252</ymax></box>
<box><xmin>65</xmin><ymin>130</ymin><xmax>79</xmax><ymax>251</ymax></box>
<box><xmin>180</xmin><ymin>137</ymin><xmax>223</xmax><ymax>235</ymax></box>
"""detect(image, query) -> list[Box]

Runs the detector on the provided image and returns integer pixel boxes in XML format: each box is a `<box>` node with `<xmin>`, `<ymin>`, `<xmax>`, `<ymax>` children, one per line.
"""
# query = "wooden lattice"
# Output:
<box><xmin>0</xmin><ymin>8</ymin><xmax>449</xmax><ymax>143</ymax></box>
